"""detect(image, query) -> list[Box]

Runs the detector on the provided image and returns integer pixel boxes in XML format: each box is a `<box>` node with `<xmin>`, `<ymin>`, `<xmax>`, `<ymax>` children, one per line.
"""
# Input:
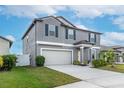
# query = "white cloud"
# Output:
<box><xmin>101</xmin><ymin>32</ymin><xmax>124</xmax><ymax>46</ymax></box>
<box><xmin>69</xmin><ymin>6</ymin><xmax>124</xmax><ymax>19</ymax></box>
<box><xmin>113</xmin><ymin>16</ymin><xmax>124</xmax><ymax>29</ymax></box>
<box><xmin>6</xmin><ymin>35</ymin><xmax>15</xmax><ymax>42</ymax></box>
<box><xmin>0</xmin><ymin>6</ymin><xmax>67</xmax><ymax>18</ymax></box>
<box><xmin>2</xmin><ymin>6</ymin><xmax>124</xmax><ymax>19</ymax></box>
<box><xmin>2</xmin><ymin>6</ymin><xmax>124</xmax><ymax>29</ymax></box>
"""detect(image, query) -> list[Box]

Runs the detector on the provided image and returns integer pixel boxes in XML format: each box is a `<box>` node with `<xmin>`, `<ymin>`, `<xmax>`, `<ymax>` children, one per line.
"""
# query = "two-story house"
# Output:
<box><xmin>0</xmin><ymin>36</ymin><xmax>12</xmax><ymax>55</ymax></box>
<box><xmin>22</xmin><ymin>16</ymin><xmax>102</xmax><ymax>66</ymax></box>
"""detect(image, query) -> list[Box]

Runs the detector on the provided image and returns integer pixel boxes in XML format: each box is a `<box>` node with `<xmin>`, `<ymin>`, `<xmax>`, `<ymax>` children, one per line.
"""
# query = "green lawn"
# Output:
<box><xmin>99</xmin><ymin>64</ymin><xmax>124</xmax><ymax>73</ymax></box>
<box><xmin>0</xmin><ymin>67</ymin><xmax>80</xmax><ymax>88</ymax></box>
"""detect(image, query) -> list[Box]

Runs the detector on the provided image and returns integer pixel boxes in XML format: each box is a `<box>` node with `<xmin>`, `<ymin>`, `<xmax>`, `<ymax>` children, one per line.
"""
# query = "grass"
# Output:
<box><xmin>99</xmin><ymin>64</ymin><xmax>124</xmax><ymax>73</ymax></box>
<box><xmin>0</xmin><ymin>66</ymin><xmax>80</xmax><ymax>88</ymax></box>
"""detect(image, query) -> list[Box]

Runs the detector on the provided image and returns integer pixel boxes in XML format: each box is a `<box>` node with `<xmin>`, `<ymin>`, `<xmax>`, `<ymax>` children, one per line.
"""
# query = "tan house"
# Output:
<box><xmin>0</xmin><ymin>36</ymin><xmax>12</xmax><ymax>55</ymax></box>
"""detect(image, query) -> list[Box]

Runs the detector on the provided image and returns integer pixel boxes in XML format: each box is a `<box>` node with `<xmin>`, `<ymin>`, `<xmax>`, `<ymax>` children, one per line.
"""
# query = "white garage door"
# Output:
<box><xmin>42</xmin><ymin>49</ymin><xmax>72</xmax><ymax>66</ymax></box>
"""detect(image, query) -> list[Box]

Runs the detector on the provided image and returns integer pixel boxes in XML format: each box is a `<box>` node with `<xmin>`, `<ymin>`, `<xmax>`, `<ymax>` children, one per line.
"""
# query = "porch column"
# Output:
<box><xmin>80</xmin><ymin>47</ymin><xmax>84</xmax><ymax>63</ymax></box>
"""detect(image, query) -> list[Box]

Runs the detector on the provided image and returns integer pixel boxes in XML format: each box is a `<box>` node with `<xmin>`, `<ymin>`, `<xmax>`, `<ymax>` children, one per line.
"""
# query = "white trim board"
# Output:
<box><xmin>37</xmin><ymin>41</ymin><xmax>74</xmax><ymax>47</ymax></box>
<box><xmin>40</xmin><ymin>48</ymin><xmax>73</xmax><ymax>64</ymax></box>
<box><xmin>37</xmin><ymin>41</ymin><xmax>101</xmax><ymax>49</ymax></box>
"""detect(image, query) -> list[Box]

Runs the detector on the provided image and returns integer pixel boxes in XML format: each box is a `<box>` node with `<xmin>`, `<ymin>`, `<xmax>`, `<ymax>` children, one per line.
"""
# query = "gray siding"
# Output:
<box><xmin>23</xmin><ymin>25</ymin><xmax>36</xmax><ymax>66</ymax></box>
<box><xmin>36</xmin><ymin>17</ymin><xmax>100</xmax><ymax>45</ymax></box>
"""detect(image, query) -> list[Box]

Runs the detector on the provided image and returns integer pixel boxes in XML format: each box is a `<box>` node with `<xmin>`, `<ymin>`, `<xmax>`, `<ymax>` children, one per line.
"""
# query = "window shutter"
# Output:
<box><xmin>74</xmin><ymin>30</ymin><xmax>76</xmax><ymax>40</ymax></box>
<box><xmin>94</xmin><ymin>34</ymin><xmax>96</xmax><ymax>43</ymax></box>
<box><xmin>55</xmin><ymin>26</ymin><xmax>58</xmax><ymax>37</ymax></box>
<box><xmin>45</xmin><ymin>24</ymin><xmax>48</xmax><ymax>36</ymax></box>
<box><xmin>65</xmin><ymin>28</ymin><xmax>68</xmax><ymax>39</ymax></box>
<box><xmin>89</xmin><ymin>33</ymin><xmax>90</xmax><ymax>42</ymax></box>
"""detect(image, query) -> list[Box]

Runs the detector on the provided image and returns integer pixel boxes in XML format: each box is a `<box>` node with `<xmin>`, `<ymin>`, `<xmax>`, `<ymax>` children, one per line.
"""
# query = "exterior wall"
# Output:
<box><xmin>0</xmin><ymin>38</ymin><xmax>10</xmax><ymax>55</ymax></box>
<box><xmin>23</xmin><ymin>25</ymin><xmax>36</xmax><ymax>66</ymax></box>
<box><xmin>36</xmin><ymin>17</ymin><xmax>101</xmax><ymax>46</ymax></box>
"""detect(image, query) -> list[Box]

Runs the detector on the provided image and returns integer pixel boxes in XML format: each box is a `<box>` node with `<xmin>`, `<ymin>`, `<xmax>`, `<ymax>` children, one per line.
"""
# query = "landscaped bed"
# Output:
<box><xmin>0</xmin><ymin>66</ymin><xmax>80</xmax><ymax>88</ymax></box>
<box><xmin>99</xmin><ymin>64</ymin><xmax>124</xmax><ymax>73</ymax></box>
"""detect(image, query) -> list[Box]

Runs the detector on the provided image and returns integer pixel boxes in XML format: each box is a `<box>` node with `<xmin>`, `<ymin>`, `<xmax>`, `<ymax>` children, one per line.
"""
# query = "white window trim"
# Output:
<box><xmin>40</xmin><ymin>48</ymin><xmax>73</xmax><ymax>64</ymax></box>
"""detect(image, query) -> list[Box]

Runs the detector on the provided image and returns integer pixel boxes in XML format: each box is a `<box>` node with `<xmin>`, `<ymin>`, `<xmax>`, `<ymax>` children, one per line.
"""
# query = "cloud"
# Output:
<box><xmin>1</xmin><ymin>6</ymin><xmax>124</xmax><ymax>19</ymax></box>
<box><xmin>113</xmin><ymin>16</ymin><xmax>124</xmax><ymax>29</ymax></box>
<box><xmin>6</xmin><ymin>35</ymin><xmax>15</xmax><ymax>42</ymax></box>
<box><xmin>101</xmin><ymin>32</ymin><xmax>124</xmax><ymax>46</ymax></box>
<box><xmin>2</xmin><ymin>5</ymin><xmax>124</xmax><ymax>30</ymax></box>
<box><xmin>0</xmin><ymin>6</ymin><xmax>67</xmax><ymax>18</ymax></box>
<box><xmin>69</xmin><ymin>6</ymin><xmax>124</xmax><ymax>19</ymax></box>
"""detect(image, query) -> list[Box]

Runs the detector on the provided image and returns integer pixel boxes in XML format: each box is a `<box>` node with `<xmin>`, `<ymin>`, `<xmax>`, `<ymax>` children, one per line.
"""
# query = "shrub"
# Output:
<box><xmin>73</xmin><ymin>60</ymin><xmax>80</xmax><ymax>65</ymax></box>
<box><xmin>2</xmin><ymin>55</ymin><xmax>17</xmax><ymax>71</ymax></box>
<box><xmin>0</xmin><ymin>56</ymin><xmax>3</xmax><ymax>68</ymax></box>
<box><xmin>36</xmin><ymin>56</ymin><xmax>45</xmax><ymax>66</ymax></box>
<box><xmin>92</xmin><ymin>59</ymin><xmax>107</xmax><ymax>68</ymax></box>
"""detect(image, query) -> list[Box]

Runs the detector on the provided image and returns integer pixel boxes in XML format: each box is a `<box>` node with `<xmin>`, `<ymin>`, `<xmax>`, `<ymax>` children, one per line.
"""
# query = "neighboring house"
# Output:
<box><xmin>0</xmin><ymin>36</ymin><xmax>12</xmax><ymax>55</ymax></box>
<box><xmin>101</xmin><ymin>45</ymin><xmax>124</xmax><ymax>63</ymax></box>
<box><xmin>22</xmin><ymin>16</ymin><xmax>102</xmax><ymax>66</ymax></box>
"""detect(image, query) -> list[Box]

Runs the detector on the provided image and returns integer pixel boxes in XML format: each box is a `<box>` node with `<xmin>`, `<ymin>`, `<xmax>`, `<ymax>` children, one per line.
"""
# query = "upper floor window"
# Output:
<box><xmin>68</xmin><ymin>29</ymin><xmax>74</xmax><ymax>39</ymax></box>
<box><xmin>89</xmin><ymin>33</ymin><xmax>96</xmax><ymax>43</ymax></box>
<box><xmin>65</xmin><ymin>28</ymin><xmax>76</xmax><ymax>40</ymax></box>
<box><xmin>49</xmin><ymin>24</ymin><xmax>55</xmax><ymax>36</ymax></box>
<box><xmin>45</xmin><ymin>24</ymin><xmax>58</xmax><ymax>37</ymax></box>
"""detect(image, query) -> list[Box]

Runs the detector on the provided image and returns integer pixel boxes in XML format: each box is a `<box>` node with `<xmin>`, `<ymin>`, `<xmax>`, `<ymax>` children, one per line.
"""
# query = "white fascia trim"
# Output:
<box><xmin>75</xmin><ymin>44</ymin><xmax>92</xmax><ymax>47</ymax></box>
<box><xmin>91</xmin><ymin>46</ymin><xmax>101</xmax><ymax>49</ymax></box>
<box><xmin>37</xmin><ymin>41</ymin><xmax>74</xmax><ymax>47</ymax></box>
<box><xmin>40</xmin><ymin>48</ymin><xmax>73</xmax><ymax>64</ymax></box>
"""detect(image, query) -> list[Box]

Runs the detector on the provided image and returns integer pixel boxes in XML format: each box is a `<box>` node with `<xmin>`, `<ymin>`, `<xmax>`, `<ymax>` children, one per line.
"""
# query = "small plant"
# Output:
<box><xmin>73</xmin><ymin>60</ymin><xmax>80</xmax><ymax>65</ymax></box>
<box><xmin>36</xmin><ymin>56</ymin><xmax>45</xmax><ymax>66</ymax></box>
<box><xmin>92</xmin><ymin>59</ymin><xmax>107</xmax><ymax>68</ymax></box>
<box><xmin>0</xmin><ymin>56</ymin><xmax>3</xmax><ymax>68</ymax></box>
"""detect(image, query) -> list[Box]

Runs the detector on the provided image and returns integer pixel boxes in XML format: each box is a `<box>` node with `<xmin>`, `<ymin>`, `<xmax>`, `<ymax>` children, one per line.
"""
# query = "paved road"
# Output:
<box><xmin>47</xmin><ymin>65</ymin><xmax>124</xmax><ymax>88</ymax></box>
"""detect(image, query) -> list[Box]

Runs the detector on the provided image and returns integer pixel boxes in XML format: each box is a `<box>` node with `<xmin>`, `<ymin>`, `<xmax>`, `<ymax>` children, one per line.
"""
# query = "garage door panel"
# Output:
<box><xmin>42</xmin><ymin>49</ymin><xmax>72</xmax><ymax>66</ymax></box>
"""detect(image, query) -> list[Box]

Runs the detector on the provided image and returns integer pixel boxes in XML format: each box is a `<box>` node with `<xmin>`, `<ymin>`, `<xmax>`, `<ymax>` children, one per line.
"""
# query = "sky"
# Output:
<box><xmin>0</xmin><ymin>5</ymin><xmax>124</xmax><ymax>54</ymax></box>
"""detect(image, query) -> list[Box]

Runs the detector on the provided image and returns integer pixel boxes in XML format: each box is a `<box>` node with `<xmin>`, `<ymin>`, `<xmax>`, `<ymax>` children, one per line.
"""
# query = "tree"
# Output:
<box><xmin>105</xmin><ymin>49</ymin><xmax>115</xmax><ymax>67</ymax></box>
<box><xmin>99</xmin><ymin>51</ymin><xmax>106</xmax><ymax>62</ymax></box>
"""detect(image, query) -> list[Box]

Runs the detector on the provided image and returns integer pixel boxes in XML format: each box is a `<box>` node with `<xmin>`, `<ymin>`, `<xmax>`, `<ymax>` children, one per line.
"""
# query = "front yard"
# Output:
<box><xmin>0</xmin><ymin>66</ymin><xmax>80</xmax><ymax>88</ymax></box>
<box><xmin>99</xmin><ymin>64</ymin><xmax>124</xmax><ymax>73</ymax></box>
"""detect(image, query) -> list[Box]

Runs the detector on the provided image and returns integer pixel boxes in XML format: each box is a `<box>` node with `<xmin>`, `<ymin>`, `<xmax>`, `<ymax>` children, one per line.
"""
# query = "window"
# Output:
<box><xmin>49</xmin><ymin>24</ymin><xmax>55</xmax><ymax>36</ymax></box>
<box><xmin>89</xmin><ymin>33</ymin><xmax>96</xmax><ymax>43</ymax></box>
<box><xmin>68</xmin><ymin>29</ymin><xmax>74</xmax><ymax>39</ymax></box>
<box><xmin>65</xmin><ymin>28</ymin><xmax>76</xmax><ymax>40</ymax></box>
<box><xmin>45</xmin><ymin>24</ymin><xmax>58</xmax><ymax>37</ymax></box>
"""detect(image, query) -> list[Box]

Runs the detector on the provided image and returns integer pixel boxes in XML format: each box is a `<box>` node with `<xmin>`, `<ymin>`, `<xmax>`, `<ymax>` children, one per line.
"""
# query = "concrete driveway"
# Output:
<box><xmin>47</xmin><ymin>65</ymin><xmax>124</xmax><ymax>88</ymax></box>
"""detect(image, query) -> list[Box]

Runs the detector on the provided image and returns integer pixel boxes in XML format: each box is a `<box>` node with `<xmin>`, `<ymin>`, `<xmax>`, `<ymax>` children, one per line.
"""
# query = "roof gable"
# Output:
<box><xmin>56</xmin><ymin>16</ymin><xmax>76</xmax><ymax>28</ymax></box>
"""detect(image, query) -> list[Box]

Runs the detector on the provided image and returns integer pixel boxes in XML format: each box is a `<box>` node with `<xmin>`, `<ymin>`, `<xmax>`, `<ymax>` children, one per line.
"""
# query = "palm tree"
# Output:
<box><xmin>105</xmin><ymin>49</ymin><xmax>115</xmax><ymax>67</ymax></box>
